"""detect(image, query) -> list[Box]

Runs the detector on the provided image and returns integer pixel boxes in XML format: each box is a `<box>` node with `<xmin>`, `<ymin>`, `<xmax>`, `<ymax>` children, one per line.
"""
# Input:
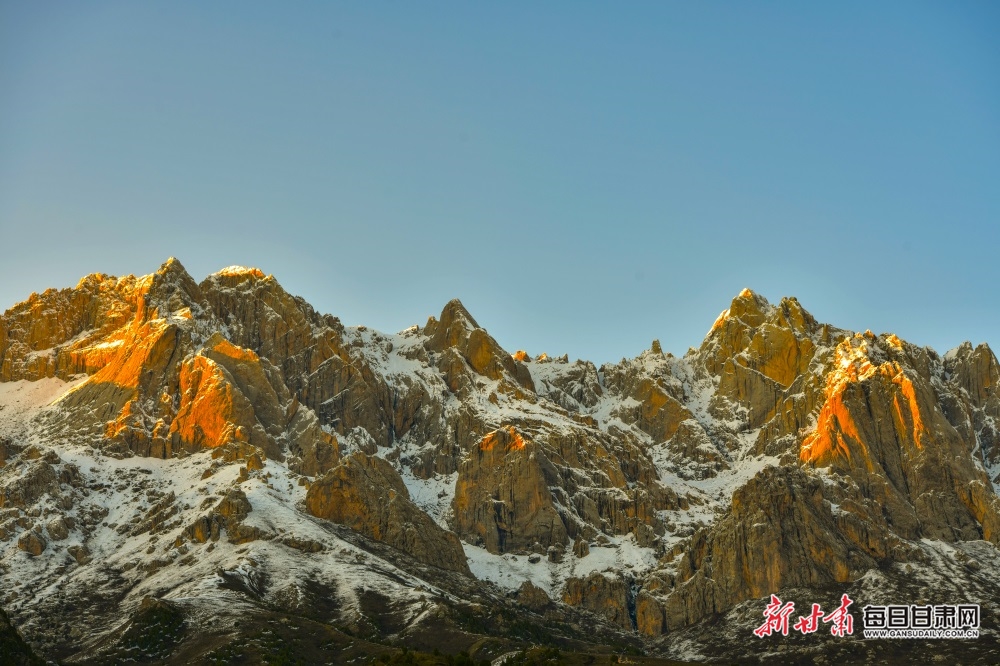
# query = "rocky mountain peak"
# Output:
<box><xmin>726</xmin><ymin>287</ymin><xmax>773</xmax><ymax>327</ymax></box>
<box><xmin>152</xmin><ymin>257</ymin><xmax>193</xmax><ymax>285</ymax></box>
<box><xmin>142</xmin><ymin>257</ymin><xmax>210</xmax><ymax>321</ymax></box>
<box><xmin>422</xmin><ymin>298</ymin><xmax>534</xmax><ymax>394</ymax></box>
<box><xmin>3</xmin><ymin>263</ymin><xmax>1000</xmax><ymax>663</ymax></box>
<box><xmin>423</xmin><ymin>298</ymin><xmax>481</xmax><ymax>346</ymax></box>
<box><xmin>214</xmin><ymin>265</ymin><xmax>268</xmax><ymax>280</ymax></box>
<box><xmin>946</xmin><ymin>341</ymin><xmax>1000</xmax><ymax>405</ymax></box>
<box><xmin>73</xmin><ymin>272</ymin><xmax>114</xmax><ymax>290</ymax></box>
<box><xmin>697</xmin><ymin>290</ymin><xmax>833</xmax><ymax>405</ymax></box>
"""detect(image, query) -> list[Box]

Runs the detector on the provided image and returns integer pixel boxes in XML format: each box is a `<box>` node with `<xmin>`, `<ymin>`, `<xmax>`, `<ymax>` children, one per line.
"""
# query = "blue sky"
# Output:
<box><xmin>2</xmin><ymin>2</ymin><xmax>998</xmax><ymax>364</ymax></box>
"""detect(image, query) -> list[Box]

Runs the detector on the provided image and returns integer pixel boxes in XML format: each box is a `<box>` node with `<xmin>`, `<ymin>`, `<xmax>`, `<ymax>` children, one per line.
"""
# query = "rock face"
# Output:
<box><xmin>45</xmin><ymin>517</ymin><xmax>68</xmax><ymax>541</ymax></box>
<box><xmin>944</xmin><ymin>341</ymin><xmax>1000</xmax><ymax>474</ymax></box>
<box><xmin>4</xmin><ymin>261</ymin><xmax>1000</xmax><ymax>664</ymax></box>
<box><xmin>529</xmin><ymin>356</ymin><xmax>603</xmax><ymax>411</ymax></box>
<box><xmin>659</xmin><ymin>466</ymin><xmax>877</xmax><ymax>630</ymax></box>
<box><xmin>562</xmin><ymin>572</ymin><xmax>633</xmax><ymax>631</ymax></box>
<box><xmin>799</xmin><ymin>333</ymin><xmax>1000</xmax><ymax>542</ymax></box>
<box><xmin>635</xmin><ymin>590</ymin><xmax>666</xmax><ymax>637</ymax></box>
<box><xmin>17</xmin><ymin>531</ymin><xmax>46</xmax><ymax>556</ymax></box>
<box><xmin>183</xmin><ymin>488</ymin><xmax>265</xmax><ymax>545</ymax></box>
<box><xmin>0</xmin><ymin>458</ymin><xmax>59</xmax><ymax>509</ymax></box>
<box><xmin>306</xmin><ymin>453</ymin><xmax>470</xmax><ymax>575</ymax></box>
<box><xmin>451</xmin><ymin>426</ymin><xmax>567</xmax><ymax>553</ymax></box>
<box><xmin>0</xmin><ymin>273</ymin><xmax>141</xmax><ymax>383</ymax></box>
<box><xmin>692</xmin><ymin>289</ymin><xmax>834</xmax><ymax>456</ymax></box>
<box><xmin>424</xmin><ymin>299</ymin><xmax>535</xmax><ymax>397</ymax></box>
<box><xmin>516</xmin><ymin>580</ymin><xmax>551</xmax><ymax>611</ymax></box>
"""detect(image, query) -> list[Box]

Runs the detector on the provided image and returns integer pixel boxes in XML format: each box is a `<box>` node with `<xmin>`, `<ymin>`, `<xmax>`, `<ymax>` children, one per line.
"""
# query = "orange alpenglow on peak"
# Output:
<box><xmin>74</xmin><ymin>272</ymin><xmax>112</xmax><ymax>289</ymax></box>
<box><xmin>169</xmin><ymin>355</ymin><xmax>245</xmax><ymax>449</ymax></box>
<box><xmin>208</xmin><ymin>336</ymin><xmax>260</xmax><ymax>363</ymax></box>
<box><xmin>799</xmin><ymin>337</ymin><xmax>875</xmax><ymax>465</ymax></box>
<box><xmin>709</xmin><ymin>288</ymin><xmax>763</xmax><ymax>334</ymax></box>
<box><xmin>479</xmin><ymin>426</ymin><xmax>526</xmax><ymax>452</ymax></box>
<box><xmin>157</xmin><ymin>257</ymin><xmax>189</xmax><ymax>275</ymax></box>
<box><xmin>800</xmin><ymin>335</ymin><xmax>929</xmax><ymax>466</ymax></box>
<box><xmin>216</xmin><ymin>266</ymin><xmax>267</xmax><ymax>279</ymax></box>
<box><xmin>884</xmin><ymin>333</ymin><xmax>904</xmax><ymax>350</ymax></box>
<box><xmin>709</xmin><ymin>308</ymin><xmax>731</xmax><ymax>334</ymax></box>
<box><xmin>512</xmin><ymin>350</ymin><xmax>530</xmax><ymax>362</ymax></box>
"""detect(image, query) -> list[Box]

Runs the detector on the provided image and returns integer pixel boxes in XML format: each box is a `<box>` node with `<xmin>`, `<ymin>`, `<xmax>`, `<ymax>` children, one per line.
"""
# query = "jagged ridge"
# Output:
<box><xmin>2</xmin><ymin>260</ymin><xmax>1000</xmax><ymax>662</ymax></box>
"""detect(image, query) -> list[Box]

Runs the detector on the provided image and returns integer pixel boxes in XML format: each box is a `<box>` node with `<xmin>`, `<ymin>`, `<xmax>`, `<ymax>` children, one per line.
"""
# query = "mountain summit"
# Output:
<box><xmin>2</xmin><ymin>260</ymin><xmax>999</xmax><ymax>662</ymax></box>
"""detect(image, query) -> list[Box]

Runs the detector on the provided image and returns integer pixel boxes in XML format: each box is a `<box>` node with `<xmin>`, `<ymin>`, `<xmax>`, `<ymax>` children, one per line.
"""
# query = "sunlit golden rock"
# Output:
<box><xmin>798</xmin><ymin>334</ymin><xmax>1000</xmax><ymax>543</ymax></box>
<box><xmin>635</xmin><ymin>590</ymin><xmax>667</xmax><ymax>636</ymax></box>
<box><xmin>169</xmin><ymin>354</ymin><xmax>258</xmax><ymax>450</ymax></box>
<box><xmin>7</xmin><ymin>263</ymin><xmax>1000</xmax><ymax>645</ymax></box>
<box><xmin>0</xmin><ymin>272</ymin><xmax>142</xmax><ymax>381</ymax></box>
<box><xmin>451</xmin><ymin>426</ymin><xmax>568</xmax><ymax>553</ymax></box>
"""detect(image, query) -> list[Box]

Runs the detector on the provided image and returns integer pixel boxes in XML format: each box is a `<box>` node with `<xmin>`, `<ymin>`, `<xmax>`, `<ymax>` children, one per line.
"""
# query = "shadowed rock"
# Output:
<box><xmin>306</xmin><ymin>452</ymin><xmax>470</xmax><ymax>575</ymax></box>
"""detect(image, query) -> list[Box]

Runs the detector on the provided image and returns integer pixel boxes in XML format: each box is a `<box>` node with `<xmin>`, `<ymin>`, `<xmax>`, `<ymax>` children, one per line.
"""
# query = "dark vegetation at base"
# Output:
<box><xmin>451</xmin><ymin>603</ymin><xmax>559</xmax><ymax>645</ymax></box>
<box><xmin>446</xmin><ymin>602</ymin><xmax>645</xmax><ymax>658</ymax></box>
<box><xmin>62</xmin><ymin>597</ymin><xmax>689</xmax><ymax>666</ymax></box>
<box><xmin>0</xmin><ymin>607</ymin><xmax>44</xmax><ymax>666</ymax></box>
<box><xmin>371</xmin><ymin>647</ymin><xmax>487</xmax><ymax>665</ymax></box>
<box><xmin>144</xmin><ymin>540</ymin><xmax>998</xmax><ymax>666</ymax></box>
<box><xmin>204</xmin><ymin>628</ymin><xmax>310</xmax><ymax>666</ymax></box>
<box><xmin>20</xmin><ymin>547</ymin><xmax>920</xmax><ymax>666</ymax></box>
<box><xmin>92</xmin><ymin>599</ymin><xmax>187</xmax><ymax>664</ymax></box>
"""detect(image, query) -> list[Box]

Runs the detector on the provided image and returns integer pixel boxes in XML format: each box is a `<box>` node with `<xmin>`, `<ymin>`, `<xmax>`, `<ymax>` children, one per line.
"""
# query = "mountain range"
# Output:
<box><xmin>2</xmin><ymin>258</ymin><xmax>999</xmax><ymax>664</ymax></box>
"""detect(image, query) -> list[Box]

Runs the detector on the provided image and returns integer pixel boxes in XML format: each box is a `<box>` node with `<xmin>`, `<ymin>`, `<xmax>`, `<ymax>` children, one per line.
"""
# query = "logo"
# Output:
<box><xmin>753</xmin><ymin>594</ymin><xmax>853</xmax><ymax>638</ymax></box>
<box><xmin>753</xmin><ymin>595</ymin><xmax>980</xmax><ymax>640</ymax></box>
<box><xmin>861</xmin><ymin>604</ymin><xmax>980</xmax><ymax>639</ymax></box>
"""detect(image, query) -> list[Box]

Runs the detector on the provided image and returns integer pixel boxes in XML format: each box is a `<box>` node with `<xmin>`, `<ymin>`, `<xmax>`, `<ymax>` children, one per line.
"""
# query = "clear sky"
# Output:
<box><xmin>2</xmin><ymin>2</ymin><xmax>998</xmax><ymax>365</ymax></box>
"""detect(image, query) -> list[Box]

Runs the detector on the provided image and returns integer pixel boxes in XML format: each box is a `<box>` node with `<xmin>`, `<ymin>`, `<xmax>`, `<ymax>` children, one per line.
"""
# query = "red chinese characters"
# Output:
<box><xmin>755</xmin><ymin>594</ymin><xmax>855</xmax><ymax>638</ymax></box>
<box><xmin>823</xmin><ymin>594</ymin><xmax>854</xmax><ymax>637</ymax></box>
<box><xmin>754</xmin><ymin>595</ymin><xmax>796</xmax><ymax>637</ymax></box>
<box><xmin>793</xmin><ymin>603</ymin><xmax>824</xmax><ymax>634</ymax></box>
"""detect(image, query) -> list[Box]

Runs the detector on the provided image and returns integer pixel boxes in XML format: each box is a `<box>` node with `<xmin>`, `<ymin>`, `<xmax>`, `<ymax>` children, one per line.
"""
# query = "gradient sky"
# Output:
<box><xmin>2</xmin><ymin>2</ymin><xmax>998</xmax><ymax>365</ymax></box>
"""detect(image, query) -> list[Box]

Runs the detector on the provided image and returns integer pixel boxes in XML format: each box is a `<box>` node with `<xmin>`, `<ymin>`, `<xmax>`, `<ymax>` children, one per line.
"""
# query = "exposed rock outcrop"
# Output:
<box><xmin>306</xmin><ymin>452</ymin><xmax>470</xmax><ymax>574</ymax></box>
<box><xmin>658</xmin><ymin>466</ymin><xmax>883</xmax><ymax>629</ymax></box>
<box><xmin>451</xmin><ymin>426</ymin><xmax>568</xmax><ymax>553</ymax></box>
<box><xmin>0</xmin><ymin>459</ymin><xmax>59</xmax><ymax>509</ymax></box>
<box><xmin>15</xmin><ymin>262</ymin><xmax>339</xmax><ymax>474</ymax></box>
<box><xmin>648</xmin><ymin>319</ymin><xmax>1000</xmax><ymax>629</ymax></box>
<box><xmin>0</xmin><ymin>272</ymin><xmax>141</xmax><ymax>382</ymax></box>
<box><xmin>562</xmin><ymin>572</ymin><xmax>633</xmax><ymax>631</ymax></box>
<box><xmin>800</xmin><ymin>333</ymin><xmax>1000</xmax><ymax>543</ymax></box>
<box><xmin>184</xmin><ymin>488</ymin><xmax>266</xmax><ymax>545</ymax></box>
<box><xmin>202</xmin><ymin>267</ymin><xmax>435</xmax><ymax>453</ymax></box>
<box><xmin>516</xmin><ymin>580</ymin><xmax>551</xmax><ymax>611</ymax></box>
<box><xmin>17</xmin><ymin>530</ymin><xmax>46</xmax><ymax>556</ymax></box>
<box><xmin>424</xmin><ymin>299</ymin><xmax>535</xmax><ymax>396</ymax></box>
<box><xmin>529</xmin><ymin>357</ymin><xmax>603</xmax><ymax>411</ymax></box>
